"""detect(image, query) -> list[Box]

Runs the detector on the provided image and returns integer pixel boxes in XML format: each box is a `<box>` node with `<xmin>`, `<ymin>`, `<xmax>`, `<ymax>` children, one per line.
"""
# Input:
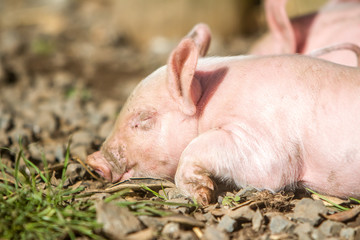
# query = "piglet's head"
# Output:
<box><xmin>86</xmin><ymin>24</ymin><xmax>211</xmax><ymax>183</ymax></box>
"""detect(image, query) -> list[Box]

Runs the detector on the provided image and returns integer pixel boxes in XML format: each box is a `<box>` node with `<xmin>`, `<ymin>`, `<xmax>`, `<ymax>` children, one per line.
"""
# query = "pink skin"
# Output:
<box><xmin>86</xmin><ymin>24</ymin><xmax>211</xmax><ymax>183</ymax></box>
<box><xmin>250</xmin><ymin>0</ymin><xmax>360</xmax><ymax>67</ymax></box>
<box><xmin>87</xmin><ymin>24</ymin><xmax>360</xmax><ymax>205</ymax></box>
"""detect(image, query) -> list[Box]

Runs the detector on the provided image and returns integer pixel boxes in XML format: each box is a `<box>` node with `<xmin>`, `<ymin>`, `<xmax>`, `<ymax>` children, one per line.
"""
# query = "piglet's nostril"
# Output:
<box><xmin>85</xmin><ymin>151</ymin><xmax>113</xmax><ymax>182</ymax></box>
<box><xmin>95</xmin><ymin>169</ymin><xmax>105</xmax><ymax>178</ymax></box>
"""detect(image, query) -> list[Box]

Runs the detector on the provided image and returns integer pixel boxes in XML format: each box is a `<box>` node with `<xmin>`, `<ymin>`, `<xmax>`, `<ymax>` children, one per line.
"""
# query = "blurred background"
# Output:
<box><xmin>0</xmin><ymin>0</ymin><xmax>328</xmax><ymax>100</ymax></box>
<box><xmin>0</xmin><ymin>0</ymin><xmax>330</xmax><ymax>164</ymax></box>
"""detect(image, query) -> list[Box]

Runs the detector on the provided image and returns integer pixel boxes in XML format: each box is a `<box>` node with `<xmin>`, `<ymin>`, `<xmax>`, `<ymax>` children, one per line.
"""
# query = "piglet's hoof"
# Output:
<box><xmin>194</xmin><ymin>186</ymin><xmax>214</xmax><ymax>206</ymax></box>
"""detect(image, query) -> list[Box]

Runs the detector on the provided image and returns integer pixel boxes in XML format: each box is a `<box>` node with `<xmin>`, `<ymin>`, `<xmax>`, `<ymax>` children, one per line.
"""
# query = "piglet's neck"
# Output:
<box><xmin>194</xmin><ymin>67</ymin><xmax>228</xmax><ymax>116</ymax></box>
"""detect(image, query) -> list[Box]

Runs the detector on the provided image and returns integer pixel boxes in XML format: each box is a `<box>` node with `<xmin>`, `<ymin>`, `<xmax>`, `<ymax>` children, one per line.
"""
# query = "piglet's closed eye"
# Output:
<box><xmin>130</xmin><ymin>111</ymin><xmax>157</xmax><ymax>130</ymax></box>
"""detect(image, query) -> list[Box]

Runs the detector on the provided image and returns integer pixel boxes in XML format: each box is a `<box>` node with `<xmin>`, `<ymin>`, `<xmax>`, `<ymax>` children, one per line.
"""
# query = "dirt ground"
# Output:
<box><xmin>1</xmin><ymin>1</ymin><xmax>360</xmax><ymax>239</ymax></box>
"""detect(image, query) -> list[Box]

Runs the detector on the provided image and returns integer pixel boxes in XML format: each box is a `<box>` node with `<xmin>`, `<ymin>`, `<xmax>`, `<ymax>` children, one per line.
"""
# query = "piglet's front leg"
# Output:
<box><xmin>175</xmin><ymin>124</ymin><xmax>300</xmax><ymax>205</ymax></box>
<box><xmin>175</xmin><ymin>127</ymin><xmax>240</xmax><ymax>205</ymax></box>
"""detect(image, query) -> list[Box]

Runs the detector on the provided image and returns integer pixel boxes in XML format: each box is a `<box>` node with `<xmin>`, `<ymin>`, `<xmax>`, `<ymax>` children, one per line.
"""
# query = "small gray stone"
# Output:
<box><xmin>65</xmin><ymin>163</ymin><xmax>86</xmax><ymax>182</ymax></box>
<box><xmin>217</xmin><ymin>215</ymin><xmax>237</xmax><ymax>233</ymax></box>
<box><xmin>165</xmin><ymin>198</ymin><xmax>191</xmax><ymax>214</ymax></box>
<box><xmin>71</xmin><ymin>130</ymin><xmax>93</xmax><ymax>146</ymax></box>
<box><xmin>319</xmin><ymin>220</ymin><xmax>345</xmax><ymax>237</ymax></box>
<box><xmin>179</xmin><ymin>231</ymin><xmax>197</xmax><ymax>240</ymax></box>
<box><xmin>252</xmin><ymin>208</ymin><xmax>263</xmax><ymax>231</ymax></box>
<box><xmin>202</xmin><ymin>226</ymin><xmax>229</xmax><ymax>240</ymax></box>
<box><xmin>33</xmin><ymin>111</ymin><xmax>57</xmax><ymax>135</ymax></box>
<box><xmin>125</xmin><ymin>228</ymin><xmax>155</xmax><ymax>240</ymax></box>
<box><xmin>53</xmin><ymin>71</ymin><xmax>73</xmax><ymax>88</ymax></box>
<box><xmin>99</xmin><ymin>99</ymin><xmax>119</xmax><ymax>118</ymax></box>
<box><xmin>161</xmin><ymin>222</ymin><xmax>180</xmax><ymax>238</ymax></box>
<box><xmin>54</xmin><ymin>144</ymin><xmax>64</xmax><ymax>161</ymax></box>
<box><xmin>236</xmin><ymin>186</ymin><xmax>257</xmax><ymax>198</ymax></box>
<box><xmin>311</xmin><ymin>228</ymin><xmax>326</xmax><ymax>240</ymax></box>
<box><xmin>98</xmin><ymin>120</ymin><xmax>114</xmax><ymax>139</ymax></box>
<box><xmin>202</xmin><ymin>212</ymin><xmax>218</xmax><ymax>224</ymax></box>
<box><xmin>228</xmin><ymin>205</ymin><xmax>255</xmax><ymax>221</ymax></box>
<box><xmin>96</xmin><ymin>201</ymin><xmax>142</xmax><ymax>238</ymax></box>
<box><xmin>0</xmin><ymin>113</ymin><xmax>11</xmax><ymax>131</ymax></box>
<box><xmin>160</xmin><ymin>187</ymin><xmax>186</xmax><ymax>200</ymax></box>
<box><xmin>340</xmin><ymin>227</ymin><xmax>356</xmax><ymax>240</ymax></box>
<box><xmin>138</xmin><ymin>215</ymin><xmax>166</xmax><ymax>231</ymax></box>
<box><xmin>294</xmin><ymin>222</ymin><xmax>312</xmax><ymax>240</ymax></box>
<box><xmin>269</xmin><ymin>215</ymin><xmax>295</xmax><ymax>234</ymax></box>
<box><xmin>0</xmin><ymin>31</ymin><xmax>23</xmax><ymax>55</ymax></box>
<box><xmin>70</xmin><ymin>145</ymin><xmax>87</xmax><ymax>161</ymax></box>
<box><xmin>0</xmin><ymin>129</ymin><xmax>8</xmax><ymax>146</ymax></box>
<box><xmin>293</xmin><ymin>198</ymin><xmax>328</xmax><ymax>225</ymax></box>
<box><xmin>28</xmin><ymin>143</ymin><xmax>43</xmax><ymax>160</ymax></box>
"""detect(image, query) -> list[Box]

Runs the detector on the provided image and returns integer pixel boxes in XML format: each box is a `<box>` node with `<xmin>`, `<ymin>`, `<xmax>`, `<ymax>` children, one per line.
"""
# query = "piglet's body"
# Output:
<box><xmin>87</xmin><ymin>24</ymin><xmax>360</xmax><ymax>205</ymax></box>
<box><xmin>251</xmin><ymin>0</ymin><xmax>360</xmax><ymax>66</ymax></box>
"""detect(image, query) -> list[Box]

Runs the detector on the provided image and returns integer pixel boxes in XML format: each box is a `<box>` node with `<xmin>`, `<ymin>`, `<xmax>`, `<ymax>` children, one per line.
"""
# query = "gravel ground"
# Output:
<box><xmin>1</xmin><ymin>1</ymin><xmax>360</xmax><ymax>239</ymax></box>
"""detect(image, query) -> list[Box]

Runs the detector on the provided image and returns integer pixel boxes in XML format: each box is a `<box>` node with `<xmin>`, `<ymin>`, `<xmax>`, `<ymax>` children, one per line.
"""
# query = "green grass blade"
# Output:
<box><xmin>104</xmin><ymin>188</ymin><xmax>131</xmax><ymax>203</ymax></box>
<box><xmin>349</xmin><ymin>197</ymin><xmax>360</xmax><ymax>204</ymax></box>
<box><xmin>14</xmin><ymin>149</ymin><xmax>22</xmax><ymax>190</ymax></box>
<box><xmin>137</xmin><ymin>205</ymin><xmax>172</xmax><ymax>216</ymax></box>
<box><xmin>59</xmin><ymin>142</ymin><xmax>71</xmax><ymax>189</ymax></box>
<box><xmin>306</xmin><ymin>188</ymin><xmax>350</xmax><ymax>211</ymax></box>
<box><xmin>161</xmin><ymin>183</ymin><xmax>169</xmax><ymax>201</ymax></box>
<box><xmin>140</xmin><ymin>184</ymin><xmax>166</xmax><ymax>200</ymax></box>
<box><xmin>0</xmin><ymin>158</ymin><xmax>12</xmax><ymax>195</ymax></box>
<box><xmin>21</xmin><ymin>153</ymin><xmax>48</xmax><ymax>183</ymax></box>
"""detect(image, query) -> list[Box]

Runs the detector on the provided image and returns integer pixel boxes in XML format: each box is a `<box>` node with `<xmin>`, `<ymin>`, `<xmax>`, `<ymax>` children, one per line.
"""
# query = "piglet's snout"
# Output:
<box><xmin>86</xmin><ymin>151</ymin><xmax>112</xmax><ymax>182</ymax></box>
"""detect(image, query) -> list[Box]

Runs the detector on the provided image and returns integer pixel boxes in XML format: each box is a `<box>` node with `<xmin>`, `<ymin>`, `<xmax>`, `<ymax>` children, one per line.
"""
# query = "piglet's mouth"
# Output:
<box><xmin>113</xmin><ymin>168</ymin><xmax>134</xmax><ymax>183</ymax></box>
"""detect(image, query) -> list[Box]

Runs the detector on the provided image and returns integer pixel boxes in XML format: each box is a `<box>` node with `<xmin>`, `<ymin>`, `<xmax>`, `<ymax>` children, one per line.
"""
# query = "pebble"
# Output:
<box><xmin>125</xmin><ymin>228</ymin><xmax>155</xmax><ymax>240</ymax></box>
<box><xmin>202</xmin><ymin>226</ymin><xmax>229</xmax><ymax>240</ymax></box>
<box><xmin>138</xmin><ymin>215</ymin><xmax>166</xmax><ymax>231</ymax></box>
<box><xmin>228</xmin><ymin>205</ymin><xmax>255</xmax><ymax>221</ymax></box>
<box><xmin>98</xmin><ymin>119</ymin><xmax>114</xmax><ymax>139</ymax></box>
<box><xmin>311</xmin><ymin>228</ymin><xmax>326</xmax><ymax>240</ymax></box>
<box><xmin>269</xmin><ymin>215</ymin><xmax>295</xmax><ymax>234</ymax></box>
<box><xmin>65</xmin><ymin>163</ymin><xmax>86</xmax><ymax>182</ymax></box>
<box><xmin>318</xmin><ymin>220</ymin><xmax>345</xmax><ymax>237</ymax></box>
<box><xmin>179</xmin><ymin>231</ymin><xmax>197</xmax><ymax>240</ymax></box>
<box><xmin>99</xmin><ymin>99</ymin><xmax>119</xmax><ymax>118</ymax></box>
<box><xmin>96</xmin><ymin>201</ymin><xmax>142</xmax><ymax>238</ymax></box>
<box><xmin>0</xmin><ymin>113</ymin><xmax>12</xmax><ymax>131</ymax></box>
<box><xmin>159</xmin><ymin>187</ymin><xmax>185</xmax><ymax>200</ymax></box>
<box><xmin>293</xmin><ymin>198</ymin><xmax>328</xmax><ymax>225</ymax></box>
<box><xmin>33</xmin><ymin>111</ymin><xmax>57</xmax><ymax>135</ymax></box>
<box><xmin>202</xmin><ymin>212</ymin><xmax>218</xmax><ymax>224</ymax></box>
<box><xmin>28</xmin><ymin>143</ymin><xmax>43</xmax><ymax>160</ymax></box>
<box><xmin>340</xmin><ymin>227</ymin><xmax>357</xmax><ymax>240</ymax></box>
<box><xmin>236</xmin><ymin>186</ymin><xmax>257</xmax><ymax>198</ymax></box>
<box><xmin>165</xmin><ymin>198</ymin><xmax>190</xmax><ymax>214</ymax></box>
<box><xmin>217</xmin><ymin>215</ymin><xmax>237</xmax><ymax>233</ymax></box>
<box><xmin>252</xmin><ymin>208</ymin><xmax>263</xmax><ymax>231</ymax></box>
<box><xmin>0</xmin><ymin>129</ymin><xmax>8</xmax><ymax>146</ymax></box>
<box><xmin>293</xmin><ymin>222</ymin><xmax>312</xmax><ymax>240</ymax></box>
<box><xmin>70</xmin><ymin>145</ymin><xmax>88</xmax><ymax>161</ymax></box>
<box><xmin>161</xmin><ymin>222</ymin><xmax>180</xmax><ymax>238</ymax></box>
<box><xmin>71</xmin><ymin>130</ymin><xmax>93</xmax><ymax>147</ymax></box>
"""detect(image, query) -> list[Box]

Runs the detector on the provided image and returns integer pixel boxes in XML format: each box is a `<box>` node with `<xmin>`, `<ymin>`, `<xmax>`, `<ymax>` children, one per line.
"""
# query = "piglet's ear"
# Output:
<box><xmin>167</xmin><ymin>38</ymin><xmax>201</xmax><ymax>116</ymax></box>
<box><xmin>186</xmin><ymin>23</ymin><xmax>211</xmax><ymax>57</ymax></box>
<box><xmin>265</xmin><ymin>0</ymin><xmax>296</xmax><ymax>53</ymax></box>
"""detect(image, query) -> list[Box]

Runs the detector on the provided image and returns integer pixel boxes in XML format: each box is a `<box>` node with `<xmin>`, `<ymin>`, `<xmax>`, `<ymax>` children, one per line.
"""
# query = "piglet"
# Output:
<box><xmin>251</xmin><ymin>0</ymin><xmax>360</xmax><ymax>67</ymax></box>
<box><xmin>87</xmin><ymin>24</ymin><xmax>360</xmax><ymax>205</ymax></box>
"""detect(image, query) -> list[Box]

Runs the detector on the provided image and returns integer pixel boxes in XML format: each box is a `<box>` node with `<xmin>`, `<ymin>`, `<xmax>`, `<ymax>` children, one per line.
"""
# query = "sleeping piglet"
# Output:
<box><xmin>251</xmin><ymin>0</ymin><xmax>360</xmax><ymax>67</ymax></box>
<box><xmin>87</xmin><ymin>24</ymin><xmax>360</xmax><ymax>205</ymax></box>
